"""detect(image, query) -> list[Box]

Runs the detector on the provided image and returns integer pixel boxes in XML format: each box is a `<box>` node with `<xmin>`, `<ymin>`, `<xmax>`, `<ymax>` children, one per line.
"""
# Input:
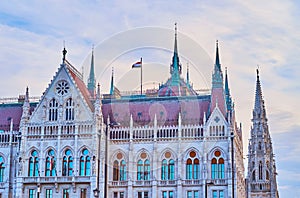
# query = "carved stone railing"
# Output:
<box><xmin>182</xmin><ymin>179</ymin><xmax>202</xmax><ymax>185</ymax></box>
<box><xmin>158</xmin><ymin>180</ymin><xmax>176</xmax><ymax>186</ymax></box>
<box><xmin>251</xmin><ymin>181</ymin><xmax>271</xmax><ymax>191</ymax></box>
<box><xmin>134</xmin><ymin>180</ymin><xmax>152</xmax><ymax>186</ymax></box>
<box><xmin>22</xmin><ymin>176</ymin><xmax>91</xmax><ymax>184</ymax></box>
<box><xmin>109</xmin><ymin>181</ymin><xmax>128</xmax><ymax>187</ymax></box>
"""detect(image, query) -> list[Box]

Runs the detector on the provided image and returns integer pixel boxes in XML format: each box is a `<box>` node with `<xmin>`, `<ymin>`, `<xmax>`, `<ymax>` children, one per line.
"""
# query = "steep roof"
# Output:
<box><xmin>65</xmin><ymin>60</ymin><xmax>94</xmax><ymax>111</ymax></box>
<box><xmin>0</xmin><ymin>102</ymin><xmax>37</xmax><ymax>131</ymax></box>
<box><xmin>102</xmin><ymin>95</ymin><xmax>210</xmax><ymax>127</ymax></box>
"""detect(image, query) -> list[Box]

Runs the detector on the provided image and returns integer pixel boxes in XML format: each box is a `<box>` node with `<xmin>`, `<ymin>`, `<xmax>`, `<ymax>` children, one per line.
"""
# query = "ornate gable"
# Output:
<box><xmin>29</xmin><ymin>61</ymin><xmax>94</xmax><ymax>123</ymax></box>
<box><xmin>206</xmin><ymin>105</ymin><xmax>228</xmax><ymax>136</ymax></box>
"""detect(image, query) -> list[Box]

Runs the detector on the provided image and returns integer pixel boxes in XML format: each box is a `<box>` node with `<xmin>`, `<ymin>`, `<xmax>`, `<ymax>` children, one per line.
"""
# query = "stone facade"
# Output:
<box><xmin>0</xmin><ymin>27</ymin><xmax>278</xmax><ymax>198</ymax></box>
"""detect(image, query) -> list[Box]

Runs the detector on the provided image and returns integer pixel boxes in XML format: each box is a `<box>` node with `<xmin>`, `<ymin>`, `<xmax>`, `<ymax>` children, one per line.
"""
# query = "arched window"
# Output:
<box><xmin>266</xmin><ymin>170</ymin><xmax>269</xmax><ymax>180</ymax></box>
<box><xmin>259</xmin><ymin>161</ymin><xmax>263</xmax><ymax>180</ymax></box>
<box><xmin>161</xmin><ymin>159</ymin><xmax>168</xmax><ymax>180</ymax></box>
<box><xmin>28</xmin><ymin>150</ymin><xmax>39</xmax><ymax>176</ymax></box>
<box><xmin>49</xmin><ymin>99</ymin><xmax>58</xmax><ymax>121</ymax></box>
<box><xmin>252</xmin><ymin>170</ymin><xmax>256</xmax><ymax>181</ymax></box>
<box><xmin>79</xmin><ymin>149</ymin><xmax>91</xmax><ymax>176</ymax></box>
<box><xmin>120</xmin><ymin>160</ymin><xmax>126</xmax><ymax>181</ymax></box>
<box><xmin>211</xmin><ymin>150</ymin><xmax>225</xmax><ymax>179</ymax></box>
<box><xmin>186</xmin><ymin>151</ymin><xmax>200</xmax><ymax>180</ymax></box>
<box><xmin>112</xmin><ymin>153</ymin><xmax>126</xmax><ymax>181</ymax></box>
<box><xmin>137</xmin><ymin>152</ymin><xmax>150</xmax><ymax>181</ymax></box>
<box><xmin>45</xmin><ymin>149</ymin><xmax>56</xmax><ymax>176</ymax></box>
<box><xmin>65</xmin><ymin>98</ymin><xmax>74</xmax><ymax>120</ymax></box>
<box><xmin>161</xmin><ymin>151</ymin><xmax>175</xmax><ymax>180</ymax></box>
<box><xmin>258</xmin><ymin>142</ymin><xmax>262</xmax><ymax>150</ymax></box>
<box><xmin>0</xmin><ymin>156</ymin><xmax>4</xmax><ymax>182</ymax></box>
<box><xmin>62</xmin><ymin>149</ymin><xmax>73</xmax><ymax>176</ymax></box>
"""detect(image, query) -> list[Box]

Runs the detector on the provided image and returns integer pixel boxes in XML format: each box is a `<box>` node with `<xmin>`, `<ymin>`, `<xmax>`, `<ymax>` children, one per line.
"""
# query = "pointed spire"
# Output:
<box><xmin>174</xmin><ymin>22</ymin><xmax>178</xmax><ymax>57</ymax></box>
<box><xmin>248</xmin><ymin>68</ymin><xmax>279</xmax><ymax>196</ymax></box>
<box><xmin>186</xmin><ymin>62</ymin><xmax>190</xmax><ymax>88</ymax></box>
<box><xmin>215</xmin><ymin>40</ymin><xmax>221</xmax><ymax>71</ymax></box>
<box><xmin>96</xmin><ymin>83</ymin><xmax>100</xmax><ymax>100</ymax></box>
<box><xmin>94</xmin><ymin>83</ymin><xmax>102</xmax><ymax>119</ymax></box>
<box><xmin>87</xmin><ymin>47</ymin><xmax>96</xmax><ymax>98</ymax></box>
<box><xmin>25</xmin><ymin>86</ymin><xmax>29</xmax><ymax>103</ymax></box>
<box><xmin>254</xmin><ymin>68</ymin><xmax>264</xmax><ymax>113</ymax></box>
<box><xmin>170</xmin><ymin>23</ymin><xmax>181</xmax><ymax>84</ymax></box>
<box><xmin>21</xmin><ymin>86</ymin><xmax>30</xmax><ymax>121</ymax></box>
<box><xmin>225</xmin><ymin>67</ymin><xmax>232</xmax><ymax>111</ymax></box>
<box><xmin>110</xmin><ymin>67</ymin><xmax>114</xmax><ymax>95</ymax></box>
<box><xmin>212</xmin><ymin>40</ymin><xmax>223</xmax><ymax>88</ymax></box>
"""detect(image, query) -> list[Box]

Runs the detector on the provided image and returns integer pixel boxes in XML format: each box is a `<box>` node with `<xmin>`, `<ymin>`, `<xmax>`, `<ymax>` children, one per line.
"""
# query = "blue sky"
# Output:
<box><xmin>0</xmin><ymin>0</ymin><xmax>299</xmax><ymax>197</ymax></box>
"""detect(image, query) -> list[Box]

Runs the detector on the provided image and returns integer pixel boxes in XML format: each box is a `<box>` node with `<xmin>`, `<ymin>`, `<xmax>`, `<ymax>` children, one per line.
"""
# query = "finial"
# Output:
<box><xmin>216</xmin><ymin>40</ymin><xmax>219</xmax><ymax>47</ymax></box>
<box><xmin>62</xmin><ymin>40</ymin><xmax>67</xmax><ymax>62</ymax></box>
<box><xmin>97</xmin><ymin>83</ymin><xmax>100</xmax><ymax>99</ymax></box>
<box><xmin>175</xmin><ymin>22</ymin><xmax>177</xmax><ymax>36</ymax></box>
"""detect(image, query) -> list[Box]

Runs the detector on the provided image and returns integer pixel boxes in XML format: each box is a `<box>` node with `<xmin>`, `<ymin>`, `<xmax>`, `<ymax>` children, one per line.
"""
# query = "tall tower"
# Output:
<box><xmin>247</xmin><ymin>69</ymin><xmax>279</xmax><ymax>198</ymax></box>
<box><xmin>210</xmin><ymin>40</ymin><xmax>227</xmax><ymax>117</ymax></box>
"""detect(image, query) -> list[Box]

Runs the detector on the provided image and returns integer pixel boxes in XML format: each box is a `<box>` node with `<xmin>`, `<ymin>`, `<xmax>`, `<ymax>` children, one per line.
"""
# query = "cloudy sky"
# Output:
<box><xmin>0</xmin><ymin>0</ymin><xmax>299</xmax><ymax>197</ymax></box>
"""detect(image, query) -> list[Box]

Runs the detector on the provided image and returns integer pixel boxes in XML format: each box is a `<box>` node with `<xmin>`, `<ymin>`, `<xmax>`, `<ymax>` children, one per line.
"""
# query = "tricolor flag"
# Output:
<box><xmin>132</xmin><ymin>60</ymin><xmax>142</xmax><ymax>68</ymax></box>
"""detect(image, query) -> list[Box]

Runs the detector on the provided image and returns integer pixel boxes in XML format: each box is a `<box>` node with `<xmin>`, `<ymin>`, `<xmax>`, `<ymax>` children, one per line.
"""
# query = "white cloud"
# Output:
<box><xmin>0</xmin><ymin>0</ymin><xmax>299</xmax><ymax>196</ymax></box>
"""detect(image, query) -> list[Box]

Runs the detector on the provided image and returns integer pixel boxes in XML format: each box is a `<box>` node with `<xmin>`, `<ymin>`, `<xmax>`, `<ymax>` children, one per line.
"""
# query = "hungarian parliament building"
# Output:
<box><xmin>0</xmin><ymin>26</ymin><xmax>279</xmax><ymax>198</ymax></box>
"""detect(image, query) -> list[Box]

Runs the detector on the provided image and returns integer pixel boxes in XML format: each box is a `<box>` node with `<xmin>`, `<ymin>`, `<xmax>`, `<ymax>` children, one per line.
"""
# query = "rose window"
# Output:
<box><xmin>56</xmin><ymin>81</ymin><xmax>70</xmax><ymax>96</ymax></box>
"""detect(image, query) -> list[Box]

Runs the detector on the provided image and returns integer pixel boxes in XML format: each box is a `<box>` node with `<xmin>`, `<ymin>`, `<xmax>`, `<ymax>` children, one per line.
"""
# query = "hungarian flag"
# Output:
<box><xmin>132</xmin><ymin>61</ymin><xmax>142</xmax><ymax>68</ymax></box>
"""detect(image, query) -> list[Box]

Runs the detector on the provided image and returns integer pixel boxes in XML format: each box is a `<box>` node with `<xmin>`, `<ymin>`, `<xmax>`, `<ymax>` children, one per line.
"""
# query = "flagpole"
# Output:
<box><xmin>140</xmin><ymin>57</ymin><xmax>142</xmax><ymax>95</ymax></box>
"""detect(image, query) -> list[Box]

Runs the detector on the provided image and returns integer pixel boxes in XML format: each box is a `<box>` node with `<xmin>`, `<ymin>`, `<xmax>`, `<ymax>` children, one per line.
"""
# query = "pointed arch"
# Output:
<box><xmin>28</xmin><ymin>149</ymin><xmax>39</xmax><ymax>176</ymax></box>
<box><xmin>259</xmin><ymin>161</ymin><xmax>263</xmax><ymax>180</ymax></box>
<box><xmin>266</xmin><ymin>170</ymin><xmax>270</xmax><ymax>180</ymax></box>
<box><xmin>135</xmin><ymin>148</ymin><xmax>152</xmax><ymax>162</ymax></box>
<box><xmin>208</xmin><ymin>147</ymin><xmax>227</xmax><ymax>160</ymax></box>
<box><xmin>26</xmin><ymin>146</ymin><xmax>41</xmax><ymax>156</ymax></box>
<box><xmin>111</xmin><ymin>150</ymin><xmax>127</xmax><ymax>181</ymax></box>
<box><xmin>62</xmin><ymin>148</ymin><xmax>73</xmax><ymax>176</ymax></box>
<box><xmin>160</xmin><ymin>149</ymin><xmax>176</xmax><ymax>181</ymax></box>
<box><xmin>159</xmin><ymin>148</ymin><xmax>177</xmax><ymax>161</ymax></box>
<box><xmin>210</xmin><ymin>148</ymin><xmax>225</xmax><ymax>179</ymax></box>
<box><xmin>182</xmin><ymin>147</ymin><xmax>201</xmax><ymax>161</ymax></box>
<box><xmin>60</xmin><ymin>146</ymin><xmax>74</xmax><ymax>157</ymax></box>
<box><xmin>136</xmin><ymin>149</ymin><xmax>151</xmax><ymax>181</ymax></box>
<box><xmin>45</xmin><ymin>149</ymin><xmax>56</xmax><ymax>176</ymax></box>
<box><xmin>77</xmin><ymin>145</ymin><xmax>93</xmax><ymax>156</ymax></box>
<box><xmin>79</xmin><ymin>148</ymin><xmax>91</xmax><ymax>176</ymax></box>
<box><xmin>65</xmin><ymin>97</ymin><xmax>75</xmax><ymax>120</ymax></box>
<box><xmin>49</xmin><ymin>98</ymin><xmax>59</xmax><ymax>121</ymax></box>
<box><xmin>110</xmin><ymin>150</ymin><xmax>128</xmax><ymax>164</ymax></box>
<box><xmin>185</xmin><ymin>149</ymin><xmax>201</xmax><ymax>180</ymax></box>
<box><xmin>252</xmin><ymin>170</ymin><xmax>256</xmax><ymax>181</ymax></box>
